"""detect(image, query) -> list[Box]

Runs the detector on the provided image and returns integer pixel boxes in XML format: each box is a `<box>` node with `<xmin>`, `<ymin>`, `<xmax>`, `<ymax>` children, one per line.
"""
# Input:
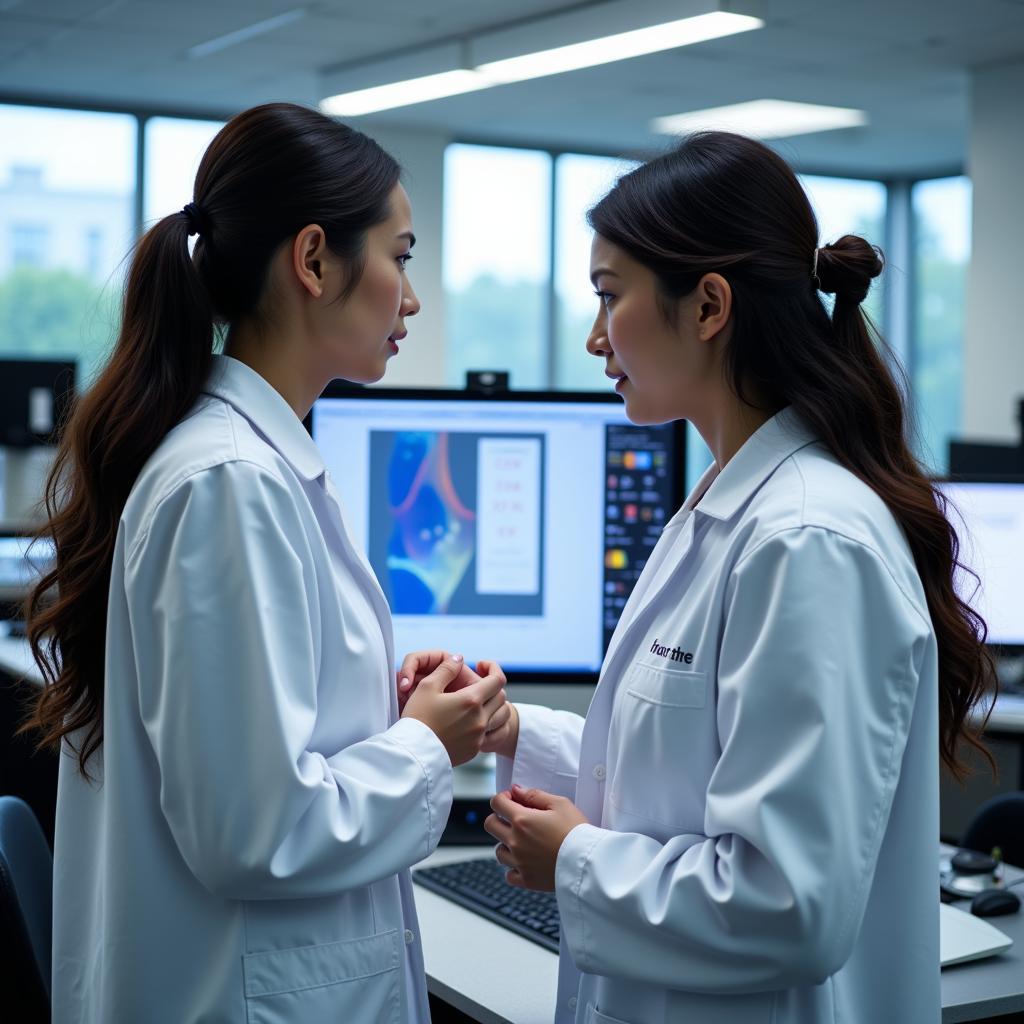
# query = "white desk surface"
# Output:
<box><xmin>416</xmin><ymin>845</ymin><xmax>1024</xmax><ymax>1024</ymax></box>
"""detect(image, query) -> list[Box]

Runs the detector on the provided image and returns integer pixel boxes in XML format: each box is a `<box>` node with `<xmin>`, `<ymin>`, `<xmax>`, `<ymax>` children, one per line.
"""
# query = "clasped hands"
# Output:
<box><xmin>397</xmin><ymin>649</ymin><xmax>516</xmax><ymax>766</ymax></box>
<box><xmin>397</xmin><ymin>651</ymin><xmax>589</xmax><ymax>892</ymax></box>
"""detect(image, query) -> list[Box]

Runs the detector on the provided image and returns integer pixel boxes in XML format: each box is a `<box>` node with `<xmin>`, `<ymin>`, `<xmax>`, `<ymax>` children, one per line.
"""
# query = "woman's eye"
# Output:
<box><xmin>398</xmin><ymin>253</ymin><xmax>414</xmax><ymax>269</ymax></box>
<box><xmin>593</xmin><ymin>289</ymin><xmax>614</xmax><ymax>307</ymax></box>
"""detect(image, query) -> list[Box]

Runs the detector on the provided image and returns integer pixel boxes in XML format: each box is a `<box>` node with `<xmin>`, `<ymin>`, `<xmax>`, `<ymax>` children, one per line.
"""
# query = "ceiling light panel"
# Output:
<box><xmin>651</xmin><ymin>100</ymin><xmax>868</xmax><ymax>139</ymax></box>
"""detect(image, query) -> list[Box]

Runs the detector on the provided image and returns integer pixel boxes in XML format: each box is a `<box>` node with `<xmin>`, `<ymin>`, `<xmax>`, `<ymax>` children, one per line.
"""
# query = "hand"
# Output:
<box><xmin>400</xmin><ymin>655</ymin><xmax>508</xmax><ymax>767</ymax></box>
<box><xmin>484</xmin><ymin>785</ymin><xmax>589</xmax><ymax>891</ymax></box>
<box><xmin>396</xmin><ymin>649</ymin><xmax>478</xmax><ymax>711</ymax></box>
<box><xmin>477</xmin><ymin>660</ymin><xmax>518</xmax><ymax>760</ymax></box>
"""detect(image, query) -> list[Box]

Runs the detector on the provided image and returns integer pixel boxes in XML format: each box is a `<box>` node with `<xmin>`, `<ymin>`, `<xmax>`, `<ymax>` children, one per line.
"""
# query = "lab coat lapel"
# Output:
<box><xmin>320</xmin><ymin>477</ymin><xmax>399</xmax><ymax>722</ymax></box>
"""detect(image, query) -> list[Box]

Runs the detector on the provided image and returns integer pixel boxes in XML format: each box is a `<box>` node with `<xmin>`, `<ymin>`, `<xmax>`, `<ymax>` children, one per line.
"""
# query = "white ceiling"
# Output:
<box><xmin>2</xmin><ymin>0</ymin><xmax>1024</xmax><ymax>177</ymax></box>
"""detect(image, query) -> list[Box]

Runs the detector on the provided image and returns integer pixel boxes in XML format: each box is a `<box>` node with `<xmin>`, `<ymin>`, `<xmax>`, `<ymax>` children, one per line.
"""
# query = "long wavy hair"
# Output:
<box><xmin>22</xmin><ymin>102</ymin><xmax>401</xmax><ymax>778</ymax></box>
<box><xmin>589</xmin><ymin>132</ymin><xmax>996</xmax><ymax>781</ymax></box>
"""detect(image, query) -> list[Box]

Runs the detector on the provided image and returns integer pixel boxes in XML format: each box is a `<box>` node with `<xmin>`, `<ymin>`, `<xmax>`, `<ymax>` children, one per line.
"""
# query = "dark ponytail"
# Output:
<box><xmin>23</xmin><ymin>103</ymin><xmax>401</xmax><ymax>777</ymax></box>
<box><xmin>590</xmin><ymin>132</ymin><xmax>996</xmax><ymax>781</ymax></box>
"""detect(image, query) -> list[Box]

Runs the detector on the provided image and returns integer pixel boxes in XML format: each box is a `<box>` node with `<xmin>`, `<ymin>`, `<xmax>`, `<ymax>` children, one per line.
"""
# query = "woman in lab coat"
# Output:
<box><xmin>23</xmin><ymin>103</ymin><xmax>510</xmax><ymax>1023</ymax></box>
<box><xmin>474</xmin><ymin>133</ymin><xmax>994</xmax><ymax>1023</ymax></box>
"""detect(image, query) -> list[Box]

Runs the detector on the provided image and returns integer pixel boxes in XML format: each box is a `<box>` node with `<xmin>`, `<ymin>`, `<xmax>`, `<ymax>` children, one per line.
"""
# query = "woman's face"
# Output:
<box><xmin>321</xmin><ymin>183</ymin><xmax>420</xmax><ymax>384</ymax></box>
<box><xmin>587</xmin><ymin>234</ymin><xmax>710</xmax><ymax>425</ymax></box>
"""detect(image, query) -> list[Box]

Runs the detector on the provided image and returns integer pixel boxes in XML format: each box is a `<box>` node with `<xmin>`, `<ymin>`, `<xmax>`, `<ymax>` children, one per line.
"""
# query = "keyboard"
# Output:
<box><xmin>413</xmin><ymin>857</ymin><xmax>561</xmax><ymax>952</ymax></box>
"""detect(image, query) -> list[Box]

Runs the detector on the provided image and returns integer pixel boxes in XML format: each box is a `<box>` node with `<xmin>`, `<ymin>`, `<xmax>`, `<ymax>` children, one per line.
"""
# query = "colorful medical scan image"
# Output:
<box><xmin>368</xmin><ymin>430</ymin><xmax>546</xmax><ymax>616</ymax></box>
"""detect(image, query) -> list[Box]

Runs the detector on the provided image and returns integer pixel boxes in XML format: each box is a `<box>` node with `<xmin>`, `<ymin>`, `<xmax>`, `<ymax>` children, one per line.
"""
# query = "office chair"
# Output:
<box><xmin>961</xmin><ymin>791</ymin><xmax>1024</xmax><ymax>870</ymax></box>
<box><xmin>0</xmin><ymin>795</ymin><xmax>52</xmax><ymax>1022</ymax></box>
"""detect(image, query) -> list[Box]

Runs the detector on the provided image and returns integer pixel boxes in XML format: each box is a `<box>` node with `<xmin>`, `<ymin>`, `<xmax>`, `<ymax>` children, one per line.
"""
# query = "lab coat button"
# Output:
<box><xmin>568</xmin><ymin>996</ymin><xmax>578</xmax><ymax>1010</ymax></box>
<box><xmin>592</xmin><ymin>764</ymin><xmax>606</xmax><ymax>781</ymax></box>
<box><xmin>404</xmin><ymin>929</ymin><xmax>415</xmax><ymax>945</ymax></box>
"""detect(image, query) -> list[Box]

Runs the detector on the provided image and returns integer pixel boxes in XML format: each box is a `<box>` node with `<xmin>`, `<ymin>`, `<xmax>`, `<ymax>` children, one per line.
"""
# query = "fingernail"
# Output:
<box><xmin>400</xmin><ymin>677</ymin><xmax>410</xmax><ymax>690</ymax></box>
<box><xmin>452</xmin><ymin>654</ymin><xmax>464</xmax><ymax>663</ymax></box>
<box><xmin>511</xmin><ymin>784</ymin><xmax>522</xmax><ymax>792</ymax></box>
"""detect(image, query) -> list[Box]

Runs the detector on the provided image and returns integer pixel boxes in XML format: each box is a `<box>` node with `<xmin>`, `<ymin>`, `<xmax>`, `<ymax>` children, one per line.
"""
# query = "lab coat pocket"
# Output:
<box><xmin>625</xmin><ymin>661</ymin><xmax>707</xmax><ymax>708</ymax></box>
<box><xmin>586</xmin><ymin>1004</ymin><xmax>637</xmax><ymax>1024</ymax></box>
<box><xmin>243</xmin><ymin>929</ymin><xmax>401</xmax><ymax>1024</ymax></box>
<box><xmin>608</xmin><ymin>661</ymin><xmax>713</xmax><ymax>836</ymax></box>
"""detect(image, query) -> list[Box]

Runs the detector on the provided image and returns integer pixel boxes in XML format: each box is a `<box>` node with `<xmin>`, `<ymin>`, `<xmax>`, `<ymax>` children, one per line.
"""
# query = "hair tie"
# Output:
<box><xmin>182</xmin><ymin>202</ymin><xmax>209</xmax><ymax>237</ymax></box>
<box><xmin>811</xmin><ymin>247</ymin><xmax>821</xmax><ymax>290</ymax></box>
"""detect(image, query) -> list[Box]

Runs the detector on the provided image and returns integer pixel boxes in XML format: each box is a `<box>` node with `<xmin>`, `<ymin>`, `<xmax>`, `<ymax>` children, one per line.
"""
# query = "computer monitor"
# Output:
<box><xmin>937</xmin><ymin>479</ymin><xmax>1024</xmax><ymax>650</ymax></box>
<box><xmin>0</xmin><ymin>530</ymin><xmax>55</xmax><ymax>608</ymax></box>
<box><xmin>308</xmin><ymin>386</ymin><xmax>687</xmax><ymax>682</ymax></box>
<box><xmin>0</xmin><ymin>358</ymin><xmax>76</xmax><ymax>447</ymax></box>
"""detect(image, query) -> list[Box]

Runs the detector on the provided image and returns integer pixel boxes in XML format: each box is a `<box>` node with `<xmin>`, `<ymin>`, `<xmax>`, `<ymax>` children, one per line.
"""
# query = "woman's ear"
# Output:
<box><xmin>292</xmin><ymin>224</ymin><xmax>327</xmax><ymax>299</ymax></box>
<box><xmin>694</xmin><ymin>272</ymin><xmax>732</xmax><ymax>341</ymax></box>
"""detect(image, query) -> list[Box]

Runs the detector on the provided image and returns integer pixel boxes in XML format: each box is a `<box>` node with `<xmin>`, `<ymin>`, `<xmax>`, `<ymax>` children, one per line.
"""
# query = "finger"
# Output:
<box><xmin>504</xmin><ymin>867</ymin><xmax>525</xmax><ymax>889</ymax></box>
<box><xmin>398</xmin><ymin>650</ymin><xmax>448</xmax><ymax>690</ymax></box>
<box><xmin>479</xmin><ymin>727</ymin><xmax>509</xmax><ymax>754</ymax></box>
<box><xmin>464</xmin><ymin>669</ymin><xmax>507</xmax><ymax>704</ymax></box>
<box><xmin>494</xmin><ymin>842</ymin><xmax>516</xmax><ymax>869</ymax></box>
<box><xmin>481</xmin><ymin>687</ymin><xmax>506</xmax><ymax>719</ymax></box>
<box><xmin>418</xmin><ymin>654</ymin><xmax>465</xmax><ymax>692</ymax></box>
<box><xmin>510</xmin><ymin>784</ymin><xmax>555</xmax><ymax>811</ymax></box>
<box><xmin>445</xmin><ymin>663</ymin><xmax>483</xmax><ymax>693</ymax></box>
<box><xmin>484</xmin><ymin>813</ymin><xmax>514</xmax><ymax>844</ymax></box>
<box><xmin>475</xmin><ymin>659</ymin><xmax>507</xmax><ymax>685</ymax></box>
<box><xmin>490</xmin><ymin>790</ymin><xmax>518</xmax><ymax>819</ymax></box>
<box><xmin>484</xmin><ymin>703</ymin><xmax>511</xmax><ymax>734</ymax></box>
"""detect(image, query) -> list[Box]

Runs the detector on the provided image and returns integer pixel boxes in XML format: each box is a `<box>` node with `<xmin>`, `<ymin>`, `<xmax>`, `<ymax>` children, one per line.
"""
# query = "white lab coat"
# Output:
<box><xmin>499</xmin><ymin>407</ymin><xmax>940</xmax><ymax>1024</ymax></box>
<box><xmin>51</xmin><ymin>355</ymin><xmax>453</xmax><ymax>1024</ymax></box>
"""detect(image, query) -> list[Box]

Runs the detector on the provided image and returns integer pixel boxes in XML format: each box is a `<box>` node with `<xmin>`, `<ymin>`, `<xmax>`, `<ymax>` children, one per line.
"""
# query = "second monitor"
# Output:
<box><xmin>308</xmin><ymin>386</ymin><xmax>687</xmax><ymax>682</ymax></box>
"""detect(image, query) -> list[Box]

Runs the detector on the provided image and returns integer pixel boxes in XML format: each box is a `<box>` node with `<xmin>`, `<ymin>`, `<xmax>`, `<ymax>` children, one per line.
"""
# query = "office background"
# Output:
<box><xmin>1</xmin><ymin>0</ymin><xmax>1023</xmax><ymax>834</ymax></box>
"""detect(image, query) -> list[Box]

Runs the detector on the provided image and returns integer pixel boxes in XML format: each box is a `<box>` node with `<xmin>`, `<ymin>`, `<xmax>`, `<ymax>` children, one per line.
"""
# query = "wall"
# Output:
<box><xmin>963</xmin><ymin>59</ymin><xmax>1024</xmax><ymax>442</ymax></box>
<box><xmin>361</xmin><ymin>122</ymin><xmax>451</xmax><ymax>388</ymax></box>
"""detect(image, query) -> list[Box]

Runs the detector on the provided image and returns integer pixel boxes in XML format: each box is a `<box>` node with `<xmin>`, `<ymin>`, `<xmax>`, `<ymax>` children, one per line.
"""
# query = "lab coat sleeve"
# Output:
<box><xmin>125</xmin><ymin>460</ymin><xmax>453</xmax><ymax>900</ymax></box>
<box><xmin>555</xmin><ymin>526</ymin><xmax>931</xmax><ymax>993</ymax></box>
<box><xmin>495</xmin><ymin>703</ymin><xmax>584</xmax><ymax>799</ymax></box>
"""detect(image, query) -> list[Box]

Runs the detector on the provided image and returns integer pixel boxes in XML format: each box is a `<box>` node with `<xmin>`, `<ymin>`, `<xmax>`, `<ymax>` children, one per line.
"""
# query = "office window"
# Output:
<box><xmin>10</xmin><ymin>224</ymin><xmax>49</xmax><ymax>268</ymax></box>
<box><xmin>553</xmin><ymin>153</ymin><xmax>638</xmax><ymax>390</ymax></box>
<box><xmin>83</xmin><ymin>226</ymin><xmax>104</xmax><ymax>278</ymax></box>
<box><xmin>143</xmin><ymin>116</ymin><xmax>224</xmax><ymax>226</ymax></box>
<box><xmin>443</xmin><ymin>143</ymin><xmax>551</xmax><ymax>388</ymax></box>
<box><xmin>912</xmin><ymin>176</ymin><xmax>971</xmax><ymax>473</ymax></box>
<box><xmin>0</xmin><ymin>104</ymin><xmax>135</xmax><ymax>380</ymax></box>
<box><xmin>800</xmin><ymin>175</ymin><xmax>888</xmax><ymax>328</ymax></box>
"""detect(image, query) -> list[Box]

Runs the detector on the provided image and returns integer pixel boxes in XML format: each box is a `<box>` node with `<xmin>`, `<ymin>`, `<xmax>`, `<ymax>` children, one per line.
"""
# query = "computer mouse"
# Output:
<box><xmin>971</xmin><ymin>888</ymin><xmax>1021</xmax><ymax>917</ymax></box>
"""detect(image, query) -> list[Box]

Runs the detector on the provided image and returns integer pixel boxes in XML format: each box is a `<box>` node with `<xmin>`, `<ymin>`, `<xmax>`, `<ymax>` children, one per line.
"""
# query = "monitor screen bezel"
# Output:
<box><xmin>306</xmin><ymin>382</ymin><xmax>689</xmax><ymax>684</ymax></box>
<box><xmin>934</xmin><ymin>474</ymin><xmax>1024</xmax><ymax>656</ymax></box>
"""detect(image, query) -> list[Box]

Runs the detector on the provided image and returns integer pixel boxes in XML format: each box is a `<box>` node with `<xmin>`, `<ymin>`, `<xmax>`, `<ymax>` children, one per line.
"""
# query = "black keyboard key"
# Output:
<box><xmin>414</xmin><ymin>858</ymin><xmax>561</xmax><ymax>953</ymax></box>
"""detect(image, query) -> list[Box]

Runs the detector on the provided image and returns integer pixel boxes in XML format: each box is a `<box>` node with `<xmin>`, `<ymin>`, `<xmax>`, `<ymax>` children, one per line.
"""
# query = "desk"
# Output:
<box><xmin>415</xmin><ymin>846</ymin><xmax>1024</xmax><ymax>1024</ymax></box>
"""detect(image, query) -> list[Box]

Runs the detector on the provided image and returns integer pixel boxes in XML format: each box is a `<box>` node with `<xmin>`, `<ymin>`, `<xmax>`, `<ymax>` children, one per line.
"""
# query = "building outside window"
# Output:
<box><xmin>10</xmin><ymin>222</ymin><xmax>49</xmax><ymax>268</ymax></box>
<box><xmin>0</xmin><ymin>104</ymin><xmax>135</xmax><ymax>382</ymax></box>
